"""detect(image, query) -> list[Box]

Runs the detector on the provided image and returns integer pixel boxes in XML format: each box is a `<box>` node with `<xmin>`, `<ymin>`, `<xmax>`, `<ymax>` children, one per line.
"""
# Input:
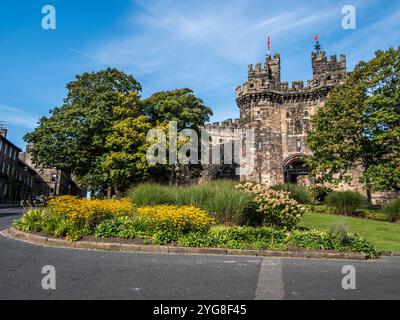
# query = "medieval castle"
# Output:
<box><xmin>200</xmin><ymin>42</ymin><xmax>383</xmax><ymax>200</ymax></box>
<box><xmin>200</xmin><ymin>42</ymin><xmax>398</xmax><ymax>204</ymax></box>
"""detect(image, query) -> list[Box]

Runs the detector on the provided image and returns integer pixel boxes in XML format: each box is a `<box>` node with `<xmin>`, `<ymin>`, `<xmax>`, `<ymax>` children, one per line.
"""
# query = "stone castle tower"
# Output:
<box><xmin>199</xmin><ymin>42</ymin><xmax>398</xmax><ymax>203</ymax></box>
<box><xmin>234</xmin><ymin>44</ymin><xmax>347</xmax><ymax>185</ymax></box>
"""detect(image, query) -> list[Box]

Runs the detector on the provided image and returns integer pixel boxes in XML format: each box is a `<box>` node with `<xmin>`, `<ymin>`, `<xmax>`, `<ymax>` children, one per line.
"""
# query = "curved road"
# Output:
<box><xmin>0</xmin><ymin>207</ymin><xmax>399</xmax><ymax>300</ymax></box>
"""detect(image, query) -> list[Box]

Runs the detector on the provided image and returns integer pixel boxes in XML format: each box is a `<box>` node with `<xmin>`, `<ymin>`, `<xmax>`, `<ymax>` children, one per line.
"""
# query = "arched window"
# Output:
<box><xmin>295</xmin><ymin>120</ymin><xmax>302</xmax><ymax>134</ymax></box>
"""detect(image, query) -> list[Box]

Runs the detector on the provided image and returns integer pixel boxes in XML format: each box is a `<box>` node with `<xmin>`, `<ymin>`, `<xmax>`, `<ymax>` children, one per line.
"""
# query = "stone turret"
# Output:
<box><xmin>248</xmin><ymin>52</ymin><xmax>281</xmax><ymax>84</ymax></box>
<box><xmin>311</xmin><ymin>50</ymin><xmax>347</xmax><ymax>85</ymax></box>
<box><xmin>234</xmin><ymin>44</ymin><xmax>347</xmax><ymax>185</ymax></box>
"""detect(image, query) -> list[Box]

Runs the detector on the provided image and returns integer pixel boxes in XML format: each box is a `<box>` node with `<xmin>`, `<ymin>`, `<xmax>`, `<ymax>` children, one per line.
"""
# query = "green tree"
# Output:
<box><xmin>144</xmin><ymin>89</ymin><xmax>213</xmax><ymax>184</ymax></box>
<box><xmin>306</xmin><ymin>48</ymin><xmax>400</xmax><ymax>203</ymax></box>
<box><xmin>24</xmin><ymin>68</ymin><xmax>142</xmax><ymax>192</ymax></box>
<box><xmin>101</xmin><ymin>92</ymin><xmax>154</xmax><ymax>196</ymax></box>
<box><xmin>144</xmin><ymin>88</ymin><xmax>213</xmax><ymax>130</ymax></box>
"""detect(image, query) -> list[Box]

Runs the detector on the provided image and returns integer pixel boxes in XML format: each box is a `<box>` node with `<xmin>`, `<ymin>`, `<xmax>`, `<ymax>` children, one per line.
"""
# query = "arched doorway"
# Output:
<box><xmin>283</xmin><ymin>154</ymin><xmax>309</xmax><ymax>185</ymax></box>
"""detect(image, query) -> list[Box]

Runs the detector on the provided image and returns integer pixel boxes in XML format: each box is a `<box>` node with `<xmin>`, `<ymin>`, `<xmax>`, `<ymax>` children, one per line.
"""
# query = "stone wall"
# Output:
<box><xmin>199</xmin><ymin>119</ymin><xmax>240</xmax><ymax>182</ymax></box>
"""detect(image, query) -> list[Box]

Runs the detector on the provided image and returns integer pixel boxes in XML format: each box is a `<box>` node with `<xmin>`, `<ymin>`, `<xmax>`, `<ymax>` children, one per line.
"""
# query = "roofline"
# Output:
<box><xmin>17</xmin><ymin>159</ymin><xmax>36</xmax><ymax>173</ymax></box>
<box><xmin>0</xmin><ymin>135</ymin><xmax>22</xmax><ymax>152</ymax></box>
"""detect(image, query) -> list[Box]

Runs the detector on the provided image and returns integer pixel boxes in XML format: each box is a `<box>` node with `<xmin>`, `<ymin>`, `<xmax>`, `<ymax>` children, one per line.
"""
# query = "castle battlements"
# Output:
<box><xmin>236</xmin><ymin>49</ymin><xmax>347</xmax><ymax>104</ymax></box>
<box><xmin>202</xmin><ymin>118</ymin><xmax>240</xmax><ymax>130</ymax></box>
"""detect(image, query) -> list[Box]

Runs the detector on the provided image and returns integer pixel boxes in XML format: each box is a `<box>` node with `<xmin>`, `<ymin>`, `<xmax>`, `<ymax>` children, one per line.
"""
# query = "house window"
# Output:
<box><xmin>51</xmin><ymin>173</ymin><xmax>57</xmax><ymax>183</ymax></box>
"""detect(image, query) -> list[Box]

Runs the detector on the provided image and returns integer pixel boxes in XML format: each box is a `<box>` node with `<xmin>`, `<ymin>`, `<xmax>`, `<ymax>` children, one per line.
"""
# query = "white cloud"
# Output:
<box><xmin>0</xmin><ymin>104</ymin><xmax>39</xmax><ymax>129</ymax></box>
<box><xmin>70</xmin><ymin>0</ymin><xmax>399</xmax><ymax>122</ymax></box>
<box><xmin>88</xmin><ymin>0</ymin><xmax>342</xmax><ymax>95</ymax></box>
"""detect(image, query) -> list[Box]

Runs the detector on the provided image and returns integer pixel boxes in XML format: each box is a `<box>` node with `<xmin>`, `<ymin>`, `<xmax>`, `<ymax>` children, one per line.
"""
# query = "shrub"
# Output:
<box><xmin>306</xmin><ymin>185</ymin><xmax>333</xmax><ymax>203</ymax></box>
<box><xmin>14</xmin><ymin>209</ymin><xmax>44</xmax><ymax>232</ymax></box>
<box><xmin>202</xmin><ymin>188</ymin><xmax>256</xmax><ymax>225</ymax></box>
<box><xmin>136</xmin><ymin>205</ymin><xmax>216</xmax><ymax>233</ymax></box>
<box><xmin>272</xmin><ymin>184</ymin><xmax>314</xmax><ymax>204</ymax></box>
<box><xmin>359</xmin><ymin>208</ymin><xmax>391</xmax><ymax>222</ymax></box>
<box><xmin>129</xmin><ymin>180</ymin><xmax>256</xmax><ymax>225</ymax></box>
<box><xmin>129</xmin><ymin>183</ymin><xmax>172</xmax><ymax>206</ymax></box>
<box><xmin>286</xmin><ymin>228</ymin><xmax>375</xmax><ymax>256</ymax></box>
<box><xmin>41</xmin><ymin>211</ymin><xmax>73</xmax><ymax>237</ymax></box>
<box><xmin>95</xmin><ymin>216</ymin><xmax>153</xmax><ymax>239</ymax></box>
<box><xmin>172</xmin><ymin>183</ymin><xmax>215</xmax><ymax>208</ymax></box>
<box><xmin>177</xmin><ymin>226</ymin><xmax>288</xmax><ymax>250</ymax></box>
<box><xmin>177</xmin><ymin>225</ymin><xmax>376</xmax><ymax>257</ymax></box>
<box><xmin>47</xmin><ymin>196</ymin><xmax>134</xmax><ymax>229</ymax></box>
<box><xmin>95</xmin><ymin>205</ymin><xmax>216</xmax><ymax>244</ymax></box>
<box><xmin>310</xmin><ymin>204</ymin><xmax>336</xmax><ymax>215</ymax></box>
<box><xmin>237</xmin><ymin>182</ymin><xmax>306</xmax><ymax>228</ymax></box>
<box><xmin>14</xmin><ymin>196</ymin><xmax>134</xmax><ymax>241</ymax></box>
<box><xmin>325</xmin><ymin>191</ymin><xmax>365</xmax><ymax>215</ymax></box>
<box><xmin>382</xmin><ymin>198</ymin><xmax>400</xmax><ymax>222</ymax></box>
<box><xmin>15</xmin><ymin>207</ymin><xmax>377</xmax><ymax>257</ymax></box>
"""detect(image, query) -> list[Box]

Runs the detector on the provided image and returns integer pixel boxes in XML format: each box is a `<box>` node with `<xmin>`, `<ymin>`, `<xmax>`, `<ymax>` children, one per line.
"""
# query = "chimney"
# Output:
<box><xmin>0</xmin><ymin>128</ymin><xmax>7</xmax><ymax>138</ymax></box>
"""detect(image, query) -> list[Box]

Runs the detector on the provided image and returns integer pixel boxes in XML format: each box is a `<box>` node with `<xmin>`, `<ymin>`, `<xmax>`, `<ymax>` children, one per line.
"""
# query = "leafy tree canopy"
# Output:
<box><xmin>24</xmin><ymin>68</ymin><xmax>142</xmax><ymax>190</ymax></box>
<box><xmin>144</xmin><ymin>88</ymin><xmax>213</xmax><ymax>130</ymax></box>
<box><xmin>102</xmin><ymin>92</ymin><xmax>153</xmax><ymax>193</ymax></box>
<box><xmin>24</xmin><ymin>70</ymin><xmax>211</xmax><ymax>193</ymax></box>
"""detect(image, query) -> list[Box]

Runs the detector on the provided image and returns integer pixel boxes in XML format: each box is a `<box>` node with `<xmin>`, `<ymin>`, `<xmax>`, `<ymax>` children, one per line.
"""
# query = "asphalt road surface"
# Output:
<box><xmin>0</xmin><ymin>207</ymin><xmax>399</xmax><ymax>300</ymax></box>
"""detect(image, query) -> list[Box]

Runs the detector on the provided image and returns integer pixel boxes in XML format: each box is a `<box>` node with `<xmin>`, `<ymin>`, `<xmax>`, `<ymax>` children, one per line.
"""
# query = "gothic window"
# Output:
<box><xmin>295</xmin><ymin>120</ymin><xmax>302</xmax><ymax>134</ymax></box>
<box><xmin>296</xmin><ymin>138</ymin><xmax>302</xmax><ymax>152</ymax></box>
<box><xmin>303</xmin><ymin>119</ymin><xmax>309</xmax><ymax>131</ymax></box>
<box><xmin>304</xmin><ymin>111</ymin><xmax>309</xmax><ymax>118</ymax></box>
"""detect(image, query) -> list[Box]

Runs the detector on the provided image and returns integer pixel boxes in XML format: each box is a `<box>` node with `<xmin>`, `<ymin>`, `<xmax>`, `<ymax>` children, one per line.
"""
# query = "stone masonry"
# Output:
<box><xmin>234</xmin><ymin>48</ymin><xmax>347</xmax><ymax>186</ymax></box>
<box><xmin>199</xmin><ymin>43</ymin><xmax>397</xmax><ymax>204</ymax></box>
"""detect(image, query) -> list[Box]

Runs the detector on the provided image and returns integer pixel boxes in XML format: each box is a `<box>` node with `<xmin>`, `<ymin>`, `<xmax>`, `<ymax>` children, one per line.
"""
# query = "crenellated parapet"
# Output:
<box><xmin>236</xmin><ymin>50</ymin><xmax>347</xmax><ymax>107</ymax></box>
<box><xmin>202</xmin><ymin>118</ymin><xmax>240</xmax><ymax>130</ymax></box>
<box><xmin>248</xmin><ymin>52</ymin><xmax>281</xmax><ymax>84</ymax></box>
<box><xmin>312</xmin><ymin>51</ymin><xmax>346</xmax><ymax>84</ymax></box>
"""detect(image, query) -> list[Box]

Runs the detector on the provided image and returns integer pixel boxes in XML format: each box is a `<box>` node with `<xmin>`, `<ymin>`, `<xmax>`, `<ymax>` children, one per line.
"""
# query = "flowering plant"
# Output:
<box><xmin>236</xmin><ymin>182</ymin><xmax>306</xmax><ymax>228</ymax></box>
<box><xmin>136</xmin><ymin>205</ymin><xmax>216</xmax><ymax>232</ymax></box>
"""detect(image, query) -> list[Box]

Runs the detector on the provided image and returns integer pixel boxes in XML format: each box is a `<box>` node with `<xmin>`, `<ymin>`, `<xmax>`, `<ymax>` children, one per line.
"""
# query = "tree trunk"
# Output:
<box><xmin>366</xmin><ymin>184</ymin><xmax>372</xmax><ymax>206</ymax></box>
<box><xmin>107</xmin><ymin>187</ymin><xmax>112</xmax><ymax>199</ymax></box>
<box><xmin>115</xmin><ymin>188</ymin><xmax>121</xmax><ymax>199</ymax></box>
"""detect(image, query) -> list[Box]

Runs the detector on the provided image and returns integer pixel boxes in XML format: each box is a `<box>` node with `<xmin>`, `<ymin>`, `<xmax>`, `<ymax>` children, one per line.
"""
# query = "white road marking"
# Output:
<box><xmin>255</xmin><ymin>258</ymin><xmax>285</xmax><ymax>300</ymax></box>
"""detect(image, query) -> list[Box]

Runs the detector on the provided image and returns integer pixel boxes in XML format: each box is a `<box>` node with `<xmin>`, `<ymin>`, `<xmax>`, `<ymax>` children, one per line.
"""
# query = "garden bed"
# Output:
<box><xmin>13</xmin><ymin>181</ymin><xmax>379</xmax><ymax>259</ymax></box>
<box><xmin>3</xmin><ymin>227</ymin><xmax>371</xmax><ymax>260</ymax></box>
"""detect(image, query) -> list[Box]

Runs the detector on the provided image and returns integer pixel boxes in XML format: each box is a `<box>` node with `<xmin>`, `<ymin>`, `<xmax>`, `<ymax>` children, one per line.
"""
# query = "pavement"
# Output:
<box><xmin>0</xmin><ymin>207</ymin><xmax>399</xmax><ymax>300</ymax></box>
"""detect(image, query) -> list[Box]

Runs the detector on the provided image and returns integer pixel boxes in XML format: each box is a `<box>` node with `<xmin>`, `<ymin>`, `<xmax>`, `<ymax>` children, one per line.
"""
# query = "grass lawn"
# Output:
<box><xmin>302</xmin><ymin>212</ymin><xmax>400</xmax><ymax>253</ymax></box>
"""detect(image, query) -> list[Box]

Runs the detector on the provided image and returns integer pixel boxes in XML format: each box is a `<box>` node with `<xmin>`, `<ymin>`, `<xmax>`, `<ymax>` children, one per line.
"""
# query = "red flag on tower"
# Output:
<box><xmin>313</xmin><ymin>33</ymin><xmax>318</xmax><ymax>42</ymax></box>
<box><xmin>267</xmin><ymin>33</ymin><xmax>271</xmax><ymax>55</ymax></box>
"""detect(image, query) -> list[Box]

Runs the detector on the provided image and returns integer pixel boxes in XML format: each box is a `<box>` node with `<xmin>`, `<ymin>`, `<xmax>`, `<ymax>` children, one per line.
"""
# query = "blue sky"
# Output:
<box><xmin>0</xmin><ymin>0</ymin><xmax>399</xmax><ymax>148</ymax></box>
